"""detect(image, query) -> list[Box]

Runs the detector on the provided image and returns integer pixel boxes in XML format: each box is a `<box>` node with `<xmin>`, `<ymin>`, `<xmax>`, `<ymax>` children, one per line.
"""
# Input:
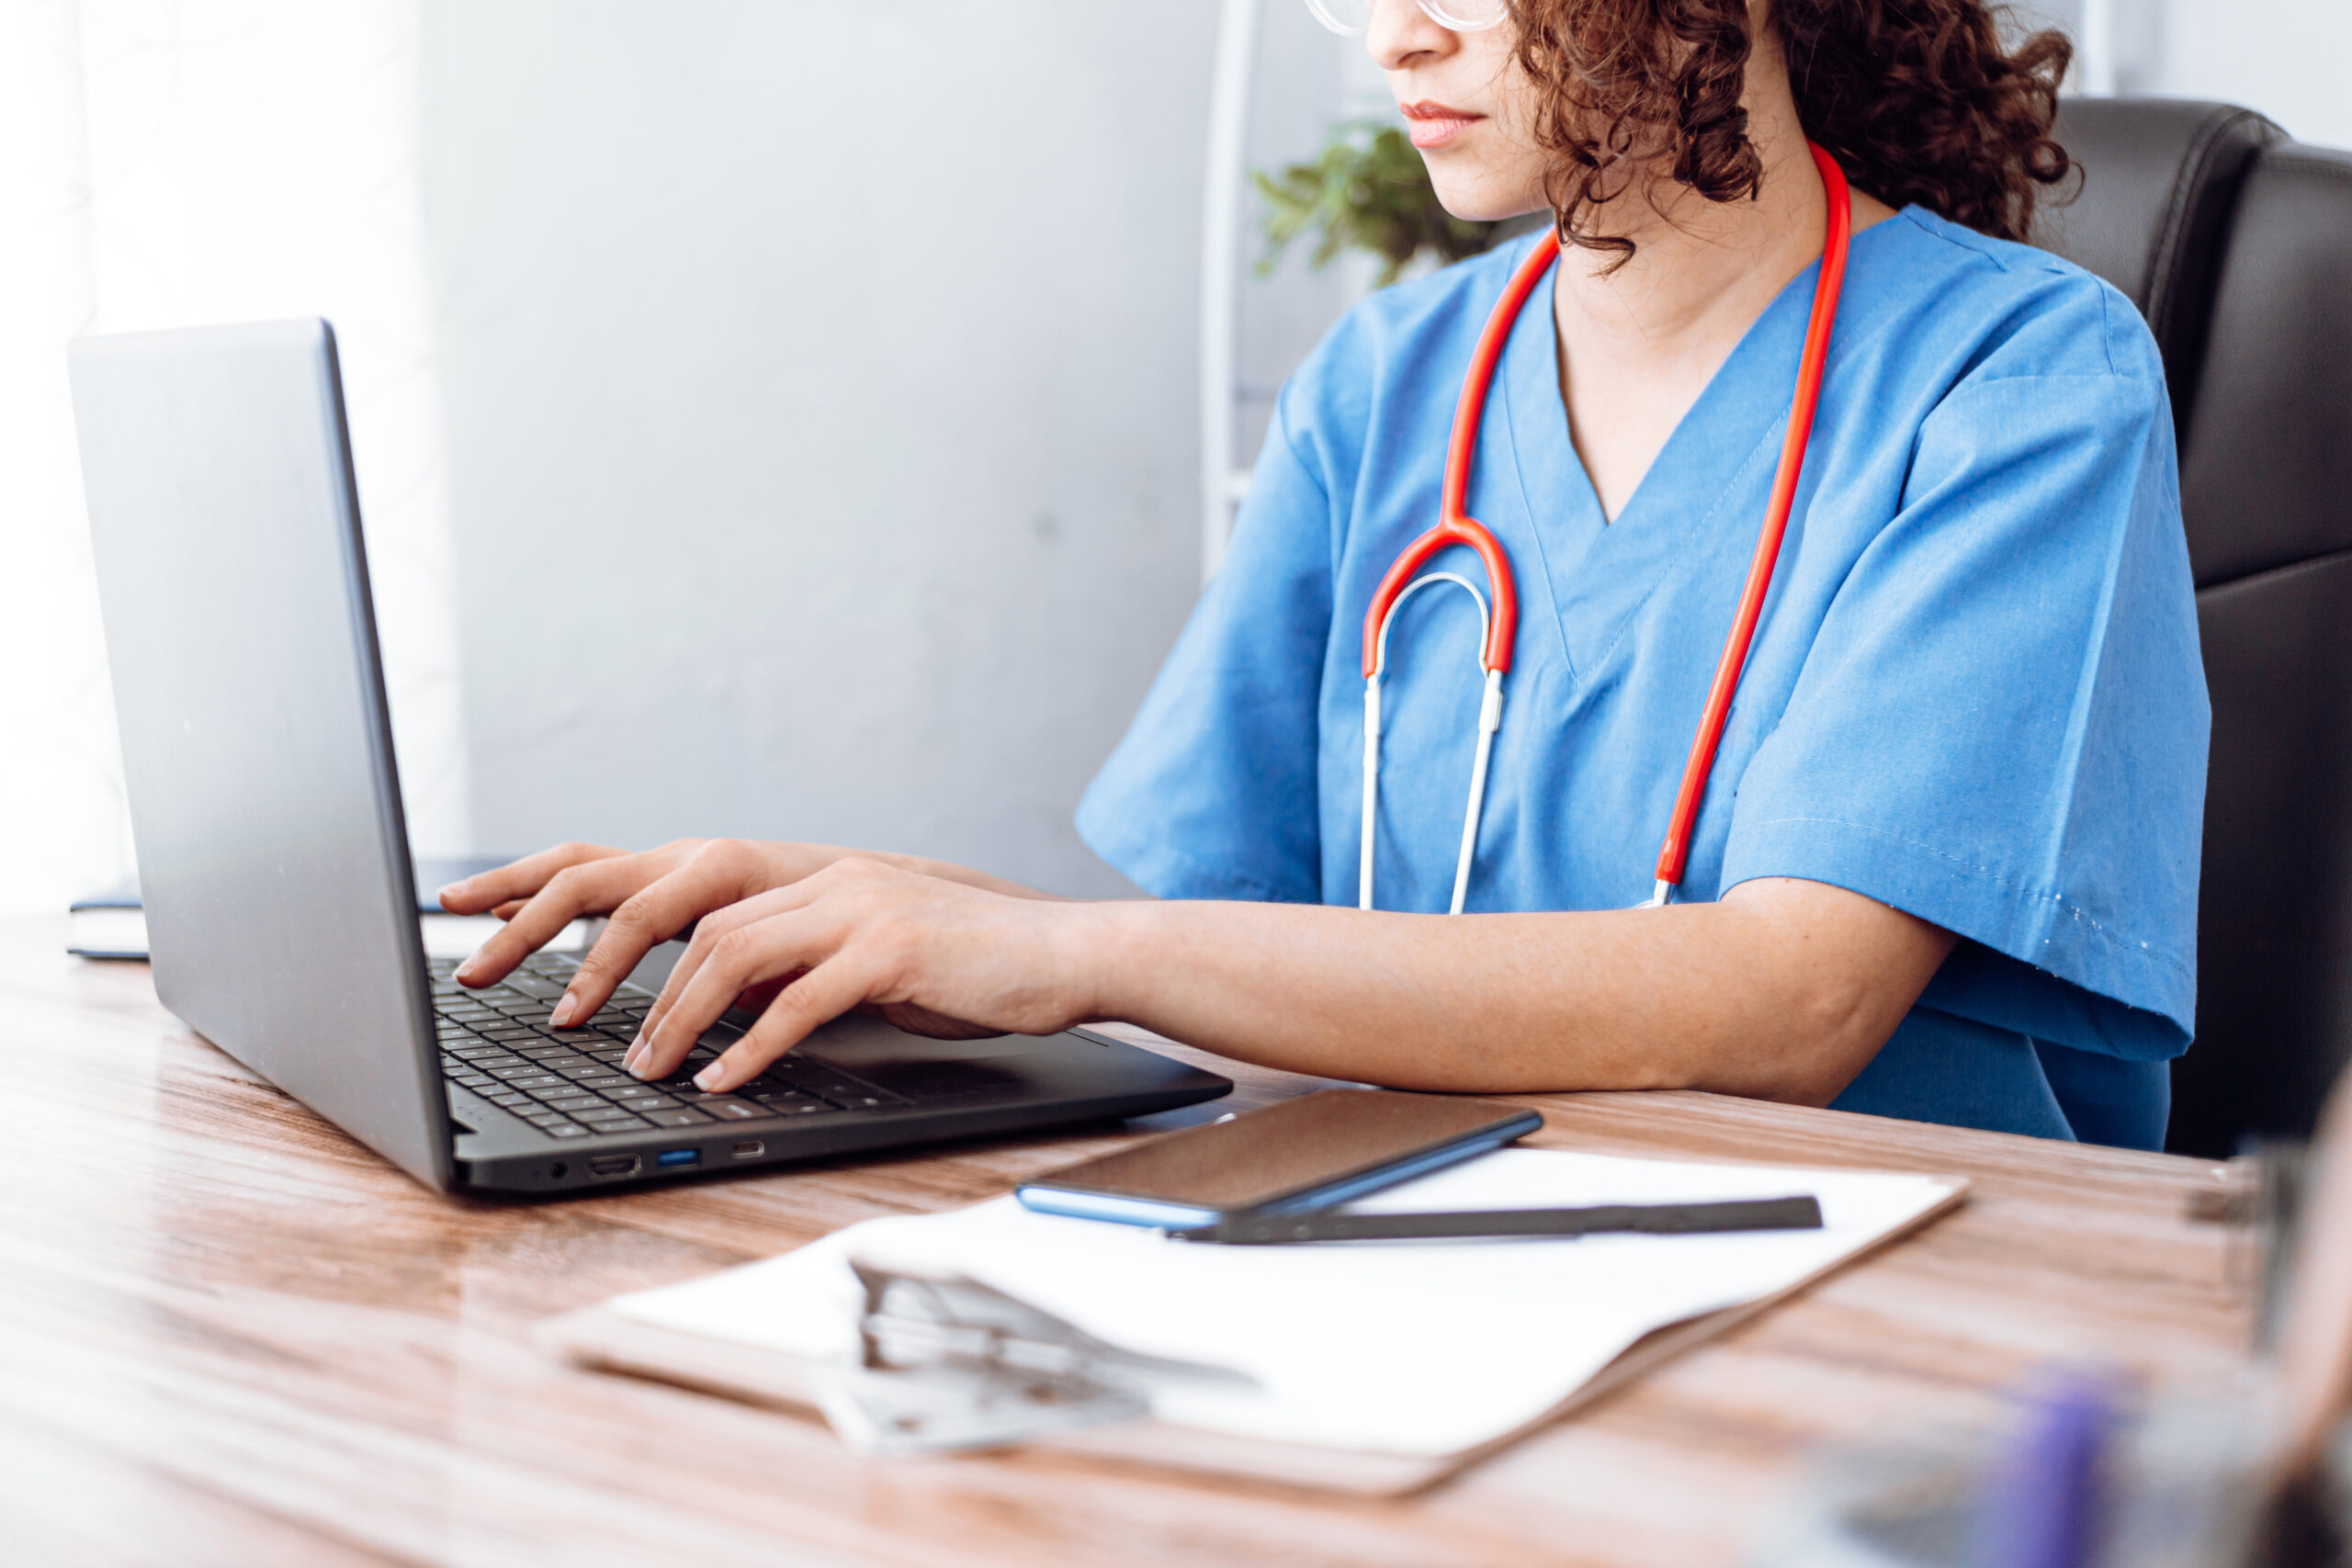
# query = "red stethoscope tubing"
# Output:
<box><xmin>1650</xmin><ymin>143</ymin><xmax>1851</xmax><ymax>897</ymax></box>
<box><xmin>1358</xmin><ymin>142</ymin><xmax>1852</xmax><ymax>908</ymax></box>
<box><xmin>1357</xmin><ymin>234</ymin><xmax>1545</xmax><ymax>678</ymax></box>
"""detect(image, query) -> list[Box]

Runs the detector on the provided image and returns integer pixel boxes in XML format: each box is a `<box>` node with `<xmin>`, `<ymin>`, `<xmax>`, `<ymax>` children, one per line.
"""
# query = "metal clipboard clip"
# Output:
<box><xmin>801</xmin><ymin>1260</ymin><xmax>1257</xmax><ymax>1456</ymax></box>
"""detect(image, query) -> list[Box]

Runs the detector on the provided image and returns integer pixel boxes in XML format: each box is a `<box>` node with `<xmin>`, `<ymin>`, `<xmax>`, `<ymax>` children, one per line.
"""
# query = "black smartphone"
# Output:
<box><xmin>1013</xmin><ymin>1089</ymin><xmax>1543</xmax><ymax>1229</ymax></box>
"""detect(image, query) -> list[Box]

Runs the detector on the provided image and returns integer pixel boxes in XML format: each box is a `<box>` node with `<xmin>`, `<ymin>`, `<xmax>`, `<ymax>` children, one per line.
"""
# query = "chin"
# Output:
<box><xmin>1429</xmin><ymin>181</ymin><xmax>1546</xmax><ymax>227</ymax></box>
<box><xmin>1420</xmin><ymin>161</ymin><xmax>1547</xmax><ymax>227</ymax></box>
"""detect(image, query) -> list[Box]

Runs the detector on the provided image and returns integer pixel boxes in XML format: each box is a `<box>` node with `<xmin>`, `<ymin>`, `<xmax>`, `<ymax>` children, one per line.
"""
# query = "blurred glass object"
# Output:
<box><xmin>1748</xmin><ymin>1373</ymin><xmax>2269</xmax><ymax>1568</ymax></box>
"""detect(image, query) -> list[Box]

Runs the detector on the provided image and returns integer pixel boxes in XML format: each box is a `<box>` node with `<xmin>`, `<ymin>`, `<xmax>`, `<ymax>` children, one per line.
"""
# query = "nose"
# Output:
<box><xmin>1367</xmin><ymin>0</ymin><xmax>1458</xmax><ymax>71</ymax></box>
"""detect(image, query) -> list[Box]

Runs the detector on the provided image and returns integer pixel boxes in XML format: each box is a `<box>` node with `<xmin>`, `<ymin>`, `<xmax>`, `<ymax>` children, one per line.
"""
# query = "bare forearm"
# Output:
<box><xmin>458</xmin><ymin>841</ymin><xmax>1952</xmax><ymax>1107</ymax></box>
<box><xmin>1073</xmin><ymin>881</ymin><xmax>1952</xmax><ymax>1105</ymax></box>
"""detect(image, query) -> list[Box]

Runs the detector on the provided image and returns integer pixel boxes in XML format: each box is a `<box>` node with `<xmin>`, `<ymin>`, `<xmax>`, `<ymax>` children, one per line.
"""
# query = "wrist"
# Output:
<box><xmin>1049</xmin><ymin>898</ymin><xmax>1155</xmax><ymax>1026</ymax></box>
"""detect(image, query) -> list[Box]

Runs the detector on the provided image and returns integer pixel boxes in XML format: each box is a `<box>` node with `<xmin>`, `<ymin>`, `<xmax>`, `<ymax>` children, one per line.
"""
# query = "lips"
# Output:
<box><xmin>1400</xmin><ymin>99</ymin><xmax>1482</xmax><ymax>151</ymax></box>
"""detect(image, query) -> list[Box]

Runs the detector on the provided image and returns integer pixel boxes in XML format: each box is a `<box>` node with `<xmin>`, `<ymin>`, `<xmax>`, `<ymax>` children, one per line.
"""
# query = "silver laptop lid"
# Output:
<box><xmin>70</xmin><ymin>320</ymin><xmax>453</xmax><ymax>1190</ymax></box>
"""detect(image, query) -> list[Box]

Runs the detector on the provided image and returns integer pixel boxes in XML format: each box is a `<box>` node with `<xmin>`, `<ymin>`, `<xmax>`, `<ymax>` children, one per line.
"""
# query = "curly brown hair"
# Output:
<box><xmin>1512</xmin><ymin>0</ymin><xmax>2074</xmax><ymax>263</ymax></box>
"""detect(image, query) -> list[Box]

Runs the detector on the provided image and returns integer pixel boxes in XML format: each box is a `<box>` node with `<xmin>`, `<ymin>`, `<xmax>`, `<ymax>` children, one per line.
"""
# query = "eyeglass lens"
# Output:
<box><xmin>1300</xmin><ymin>0</ymin><xmax>1509</xmax><ymax>37</ymax></box>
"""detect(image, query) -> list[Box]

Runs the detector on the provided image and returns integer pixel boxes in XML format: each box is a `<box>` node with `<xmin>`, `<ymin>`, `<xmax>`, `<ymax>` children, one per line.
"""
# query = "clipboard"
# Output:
<box><xmin>536</xmin><ymin>1175</ymin><xmax>1967</xmax><ymax>1496</ymax></box>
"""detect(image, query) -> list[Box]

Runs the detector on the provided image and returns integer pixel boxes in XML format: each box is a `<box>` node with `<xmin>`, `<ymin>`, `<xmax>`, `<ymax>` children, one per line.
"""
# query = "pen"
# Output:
<box><xmin>1170</xmin><ymin>1195</ymin><xmax>1824</xmax><ymax>1245</ymax></box>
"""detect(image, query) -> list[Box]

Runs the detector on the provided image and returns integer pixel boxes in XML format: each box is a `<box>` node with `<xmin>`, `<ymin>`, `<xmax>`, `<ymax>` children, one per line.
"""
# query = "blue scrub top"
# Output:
<box><xmin>1079</xmin><ymin>207</ymin><xmax>2209</xmax><ymax>1149</ymax></box>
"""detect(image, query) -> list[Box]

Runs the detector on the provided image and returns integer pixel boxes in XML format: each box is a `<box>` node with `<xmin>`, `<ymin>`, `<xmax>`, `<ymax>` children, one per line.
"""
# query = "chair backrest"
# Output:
<box><xmin>2037</xmin><ymin>100</ymin><xmax>2352</xmax><ymax>1156</ymax></box>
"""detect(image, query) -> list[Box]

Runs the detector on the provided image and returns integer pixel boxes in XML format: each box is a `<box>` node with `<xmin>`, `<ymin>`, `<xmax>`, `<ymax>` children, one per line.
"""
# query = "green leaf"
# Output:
<box><xmin>1251</xmin><ymin>121</ymin><xmax>1510</xmax><ymax>288</ymax></box>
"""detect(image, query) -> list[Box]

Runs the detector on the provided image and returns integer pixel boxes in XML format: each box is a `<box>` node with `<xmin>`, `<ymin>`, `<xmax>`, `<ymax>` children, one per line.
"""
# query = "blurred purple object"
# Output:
<box><xmin>1971</xmin><ymin>1370</ymin><xmax>2122</xmax><ymax>1568</ymax></box>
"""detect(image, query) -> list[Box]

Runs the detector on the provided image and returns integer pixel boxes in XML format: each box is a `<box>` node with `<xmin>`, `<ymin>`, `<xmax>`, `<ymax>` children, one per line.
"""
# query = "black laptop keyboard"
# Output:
<box><xmin>431</xmin><ymin>951</ymin><xmax>910</xmax><ymax>1141</ymax></box>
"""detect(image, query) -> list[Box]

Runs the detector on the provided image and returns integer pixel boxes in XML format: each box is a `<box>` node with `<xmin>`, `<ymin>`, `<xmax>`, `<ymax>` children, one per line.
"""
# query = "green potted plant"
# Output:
<box><xmin>1253</xmin><ymin>119</ymin><xmax>1517</xmax><ymax>285</ymax></box>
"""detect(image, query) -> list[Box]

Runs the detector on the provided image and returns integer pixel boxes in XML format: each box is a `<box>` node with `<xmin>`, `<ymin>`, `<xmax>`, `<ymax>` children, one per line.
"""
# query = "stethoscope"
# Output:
<box><xmin>1359</xmin><ymin>143</ymin><xmax>1853</xmax><ymax>915</ymax></box>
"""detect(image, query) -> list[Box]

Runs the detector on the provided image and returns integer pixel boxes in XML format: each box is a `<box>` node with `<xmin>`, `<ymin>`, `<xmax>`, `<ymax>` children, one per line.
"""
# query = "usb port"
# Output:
<box><xmin>729</xmin><ymin>1140</ymin><xmax>765</xmax><ymax>1160</ymax></box>
<box><xmin>656</xmin><ymin>1147</ymin><xmax>701</xmax><ymax>1169</ymax></box>
<box><xmin>588</xmin><ymin>1154</ymin><xmax>641</xmax><ymax>1179</ymax></box>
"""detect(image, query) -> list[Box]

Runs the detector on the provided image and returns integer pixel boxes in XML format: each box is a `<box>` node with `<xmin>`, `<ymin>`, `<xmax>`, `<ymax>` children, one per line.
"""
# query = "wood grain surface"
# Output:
<box><xmin>1</xmin><ymin>916</ymin><xmax>2255</xmax><ymax>1567</ymax></box>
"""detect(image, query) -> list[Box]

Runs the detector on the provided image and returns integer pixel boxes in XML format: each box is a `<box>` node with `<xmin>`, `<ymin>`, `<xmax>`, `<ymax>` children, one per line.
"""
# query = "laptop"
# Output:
<box><xmin>67</xmin><ymin>319</ymin><xmax>1231</xmax><ymax>1195</ymax></box>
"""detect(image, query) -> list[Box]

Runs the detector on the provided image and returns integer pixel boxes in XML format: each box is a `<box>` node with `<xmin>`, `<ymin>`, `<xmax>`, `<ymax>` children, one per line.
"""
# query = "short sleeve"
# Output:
<box><xmin>1720</xmin><ymin>288</ymin><xmax>2209</xmax><ymax>1060</ymax></box>
<box><xmin>1075</xmin><ymin>395</ymin><xmax>1336</xmax><ymax>902</ymax></box>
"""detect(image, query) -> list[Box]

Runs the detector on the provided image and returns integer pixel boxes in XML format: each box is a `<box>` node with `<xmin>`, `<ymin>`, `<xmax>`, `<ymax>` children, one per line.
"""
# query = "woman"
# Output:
<box><xmin>443</xmin><ymin>0</ymin><xmax>2206</xmax><ymax>1147</ymax></box>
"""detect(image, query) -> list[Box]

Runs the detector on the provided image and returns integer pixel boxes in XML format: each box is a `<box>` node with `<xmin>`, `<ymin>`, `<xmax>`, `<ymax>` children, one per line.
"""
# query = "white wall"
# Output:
<box><xmin>2049</xmin><ymin>0</ymin><xmax>2352</xmax><ymax>143</ymax></box>
<box><xmin>0</xmin><ymin>0</ymin><xmax>470</xmax><ymax>917</ymax></box>
<box><xmin>2150</xmin><ymin>0</ymin><xmax>2352</xmax><ymax>146</ymax></box>
<box><xmin>419</xmin><ymin>2</ymin><xmax>1220</xmax><ymax>896</ymax></box>
<box><xmin>15</xmin><ymin>0</ymin><xmax>2332</xmax><ymax>919</ymax></box>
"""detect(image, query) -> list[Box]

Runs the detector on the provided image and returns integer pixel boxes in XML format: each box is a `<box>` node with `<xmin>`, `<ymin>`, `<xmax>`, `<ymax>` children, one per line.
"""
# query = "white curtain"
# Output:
<box><xmin>0</xmin><ymin>0</ymin><xmax>469</xmax><ymax>917</ymax></box>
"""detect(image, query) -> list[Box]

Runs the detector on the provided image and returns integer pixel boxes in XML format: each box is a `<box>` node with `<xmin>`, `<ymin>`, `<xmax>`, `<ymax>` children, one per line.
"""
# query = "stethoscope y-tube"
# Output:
<box><xmin>1358</xmin><ymin>143</ymin><xmax>1853</xmax><ymax>914</ymax></box>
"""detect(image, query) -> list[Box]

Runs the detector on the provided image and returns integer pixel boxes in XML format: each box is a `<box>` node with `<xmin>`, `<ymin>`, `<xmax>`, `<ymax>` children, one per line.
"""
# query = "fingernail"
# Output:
<box><xmin>550</xmin><ymin>993</ymin><xmax>578</xmax><ymax>1027</ymax></box>
<box><xmin>455</xmin><ymin>957</ymin><xmax>481</xmax><ymax>983</ymax></box>
<box><xmin>435</xmin><ymin>882</ymin><xmax>461</xmax><ymax>903</ymax></box>
<box><xmin>695</xmin><ymin>1063</ymin><xmax>725</xmax><ymax>1092</ymax></box>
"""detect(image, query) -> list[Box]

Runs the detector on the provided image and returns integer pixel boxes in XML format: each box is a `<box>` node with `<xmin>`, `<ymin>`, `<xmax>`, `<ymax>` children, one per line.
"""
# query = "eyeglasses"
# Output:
<box><xmin>1302</xmin><ymin>0</ymin><xmax>1510</xmax><ymax>35</ymax></box>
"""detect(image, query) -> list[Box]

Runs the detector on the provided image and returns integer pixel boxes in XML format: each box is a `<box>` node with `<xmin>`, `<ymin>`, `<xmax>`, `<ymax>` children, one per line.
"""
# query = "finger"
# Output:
<box><xmin>560</xmin><ymin>842</ymin><xmax>777</xmax><ymax>1024</ymax></box>
<box><xmin>457</xmin><ymin>855</ymin><xmax>650</xmax><ymax>987</ymax></box>
<box><xmin>626</xmin><ymin>880</ymin><xmax>829</xmax><ymax>1067</ymax></box>
<box><xmin>627</xmin><ymin>905</ymin><xmax>819</xmax><ymax>1079</ymax></box>
<box><xmin>436</xmin><ymin>842</ymin><xmax>620</xmax><ymax>915</ymax></box>
<box><xmin>695</xmin><ymin>955</ymin><xmax>884</xmax><ymax>1093</ymax></box>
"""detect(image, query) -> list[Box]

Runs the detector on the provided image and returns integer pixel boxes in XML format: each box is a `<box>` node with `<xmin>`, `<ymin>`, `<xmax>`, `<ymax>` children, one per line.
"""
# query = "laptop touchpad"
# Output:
<box><xmin>798</xmin><ymin>1016</ymin><xmax>1053</xmax><ymax>1100</ymax></box>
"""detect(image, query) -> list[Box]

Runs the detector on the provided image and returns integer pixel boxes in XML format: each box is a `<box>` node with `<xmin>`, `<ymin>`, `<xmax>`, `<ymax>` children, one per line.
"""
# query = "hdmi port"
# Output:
<box><xmin>588</xmin><ymin>1155</ymin><xmax>641</xmax><ymax>1180</ymax></box>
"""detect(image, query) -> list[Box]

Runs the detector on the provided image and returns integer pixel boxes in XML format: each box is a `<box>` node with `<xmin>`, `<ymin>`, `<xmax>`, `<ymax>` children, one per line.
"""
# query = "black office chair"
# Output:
<box><xmin>2032</xmin><ymin>100</ymin><xmax>2352</xmax><ymax>1157</ymax></box>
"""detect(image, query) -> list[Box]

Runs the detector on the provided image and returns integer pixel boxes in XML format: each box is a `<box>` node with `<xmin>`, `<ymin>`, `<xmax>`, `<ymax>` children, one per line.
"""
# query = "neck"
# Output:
<box><xmin>1543</xmin><ymin>57</ymin><xmax>1893</xmax><ymax>523</ymax></box>
<box><xmin>1550</xmin><ymin>119</ymin><xmax>1829</xmax><ymax>362</ymax></box>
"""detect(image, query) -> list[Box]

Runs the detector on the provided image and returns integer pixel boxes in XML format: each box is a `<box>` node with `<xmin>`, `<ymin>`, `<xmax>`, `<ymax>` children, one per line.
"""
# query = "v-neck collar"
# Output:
<box><xmin>1485</xmin><ymin>239</ymin><xmax>1838</xmax><ymax>692</ymax></box>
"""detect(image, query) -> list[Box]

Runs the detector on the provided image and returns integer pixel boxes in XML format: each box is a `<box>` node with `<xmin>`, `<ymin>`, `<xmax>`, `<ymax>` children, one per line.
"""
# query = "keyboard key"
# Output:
<box><xmin>642</xmin><ymin>1110</ymin><xmax>710</xmax><ymax>1127</ymax></box>
<box><xmin>538</xmin><ymin>1094</ymin><xmax>602</xmax><ymax>1111</ymax></box>
<box><xmin>541</xmin><ymin>1123</ymin><xmax>591</xmax><ymax>1139</ymax></box>
<box><xmin>577</xmin><ymin>1111</ymin><xmax>650</xmax><ymax>1130</ymax></box>
<box><xmin>779</xmin><ymin>1064</ymin><xmax>908</xmax><ymax>1106</ymax></box>
<box><xmin>485</xmin><ymin>1091</ymin><xmax>531</xmax><ymax>1107</ymax></box>
<box><xmin>522</xmin><ymin>1111</ymin><xmax>574</xmax><ymax>1129</ymax></box>
<box><xmin>750</xmin><ymin>1098</ymin><xmax>831</xmax><ymax>1117</ymax></box>
<box><xmin>747</xmin><ymin>1088</ymin><xmax>829</xmax><ymax>1110</ymax></box>
<box><xmin>695</xmin><ymin>1100</ymin><xmax>769</xmax><ymax>1121</ymax></box>
<box><xmin>502</xmin><ymin>1074</ymin><xmax>566</xmax><ymax>1091</ymax></box>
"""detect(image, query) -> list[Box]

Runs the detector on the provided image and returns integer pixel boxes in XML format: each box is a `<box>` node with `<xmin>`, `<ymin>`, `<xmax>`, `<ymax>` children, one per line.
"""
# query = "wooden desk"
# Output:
<box><xmin>2</xmin><ymin>916</ymin><xmax>2253</xmax><ymax>1567</ymax></box>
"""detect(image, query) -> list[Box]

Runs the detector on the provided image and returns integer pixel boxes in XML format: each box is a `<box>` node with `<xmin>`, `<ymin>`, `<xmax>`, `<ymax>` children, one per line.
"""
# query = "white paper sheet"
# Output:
<box><xmin>605</xmin><ymin>1148</ymin><xmax>1962</xmax><ymax>1457</ymax></box>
